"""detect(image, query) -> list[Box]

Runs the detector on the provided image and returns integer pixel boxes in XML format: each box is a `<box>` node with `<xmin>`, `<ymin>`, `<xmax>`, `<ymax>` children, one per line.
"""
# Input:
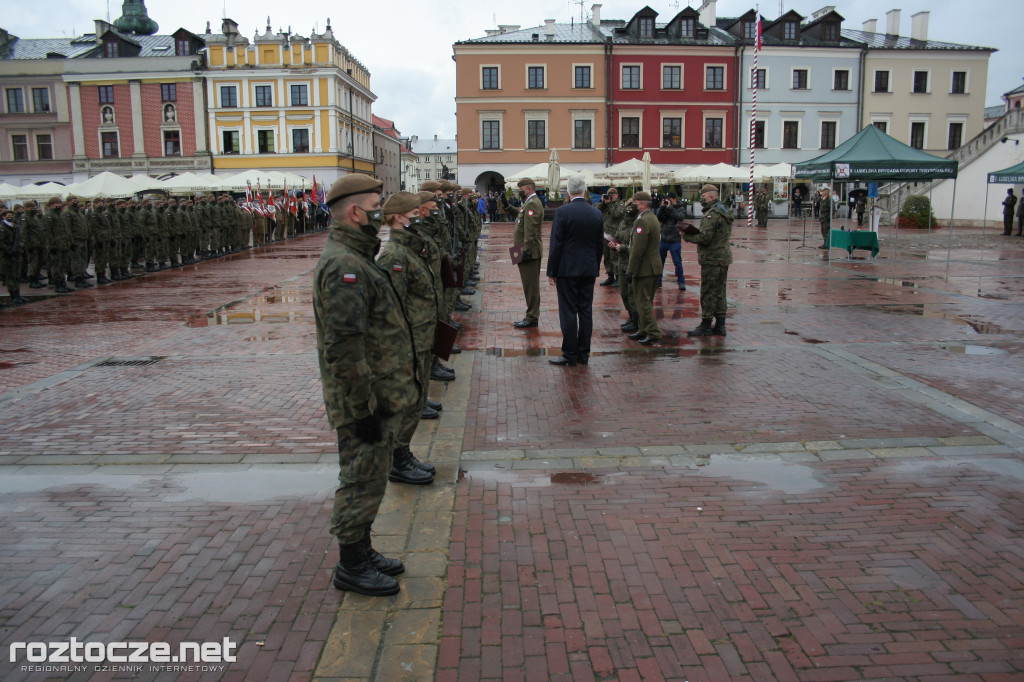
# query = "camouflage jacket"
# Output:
<box><xmin>684</xmin><ymin>201</ymin><xmax>733</xmax><ymax>266</ymax></box>
<box><xmin>313</xmin><ymin>220</ymin><xmax>420</xmax><ymax>427</ymax></box>
<box><xmin>627</xmin><ymin>209</ymin><xmax>662</xmax><ymax>277</ymax></box>
<box><xmin>377</xmin><ymin>226</ymin><xmax>438</xmax><ymax>355</ymax></box>
<box><xmin>513</xmin><ymin>194</ymin><xmax>544</xmax><ymax>259</ymax></box>
<box><xmin>45</xmin><ymin>208</ymin><xmax>69</xmax><ymax>251</ymax></box>
<box><xmin>63</xmin><ymin>206</ymin><xmax>89</xmax><ymax>243</ymax></box>
<box><xmin>598</xmin><ymin>199</ymin><xmax>626</xmax><ymax>237</ymax></box>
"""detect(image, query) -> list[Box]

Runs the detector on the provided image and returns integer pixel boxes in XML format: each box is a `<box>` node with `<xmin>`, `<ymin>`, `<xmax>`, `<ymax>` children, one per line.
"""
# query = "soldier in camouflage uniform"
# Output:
<box><xmin>612</xmin><ymin>198</ymin><xmax>638</xmax><ymax>333</ymax></box>
<box><xmin>684</xmin><ymin>184</ymin><xmax>733</xmax><ymax>336</ymax></box>
<box><xmin>598</xmin><ymin>188</ymin><xmax>625</xmax><ymax>286</ymax></box>
<box><xmin>817</xmin><ymin>189</ymin><xmax>832</xmax><ymax>249</ymax></box>
<box><xmin>22</xmin><ymin>201</ymin><xmax>46</xmax><ymax>288</ymax></box>
<box><xmin>626</xmin><ymin>192</ymin><xmax>663</xmax><ymax>344</ymax></box>
<box><xmin>1</xmin><ymin>206</ymin><xmax>28</xmax><ymax>305</ymax></box>
<box><xmin>377</xmin><ymin>191</ymin><xmax>440</xmax><ymax>485</ymax></box>
<box><xmin>313</xmin><ymin>174</ymin><xmax>420</xmax><ymax>597</ymax></box>
<box><xmin>419</xmin><ymin>180</ymin><xmax>458</xmax><ymax>382</ymax></box>
<box><xmin>63</xmin><ymin>196</ymin><xmax>92</xmax><ymax>288</ymax></box>
<box><xmin>754</xmin><ymin>188</ymin><xmax>770</xmax><ymax>228</ymax></box>
<box><xmin>44</xmin><ymin>197</ymin><xmax>73</xmax><ymax>293</ymax></box>
<box><xmin>512</xmin><ymin>178</ymin><xmax>544</xmax><ymax>328</ymax></box>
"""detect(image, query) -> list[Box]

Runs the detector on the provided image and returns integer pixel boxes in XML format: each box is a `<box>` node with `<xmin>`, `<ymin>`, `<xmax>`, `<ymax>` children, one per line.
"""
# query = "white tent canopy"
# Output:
<box><xmin>214</xmin><ymin>170</ymin><xmax>311</xmax><ymax>192</ymax></box>
<box><xmin>13</xmin><ymin>182</ymin><xmax>69</xmax><ymax>200</ymax></box>
<box><xmin>602</xmin><ymin>157</ymin><xmax>672</xmax><ymax>186</ymax></box>
<box><xmin>63</xmin><ymin>172</ymin><xmax>153</xmax><ymax>199</ymax></box>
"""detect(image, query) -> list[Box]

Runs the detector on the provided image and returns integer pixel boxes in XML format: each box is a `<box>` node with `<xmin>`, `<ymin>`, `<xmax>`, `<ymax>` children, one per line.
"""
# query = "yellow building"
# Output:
<box><xmin>202</xmin><ymin>17</ymin><xmax>375</xmax><ymax>181</ymax></box>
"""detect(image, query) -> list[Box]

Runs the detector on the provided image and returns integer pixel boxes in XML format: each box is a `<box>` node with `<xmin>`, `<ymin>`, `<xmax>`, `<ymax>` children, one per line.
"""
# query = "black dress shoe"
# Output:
<box><xmin>548</xmin><ymin>355</ymin><xmax>577</xmax><ymax>367</ymax></box>
<box><xmin>627</xmin><ymin>331</ymin><xmax>643</xmax><ymax>340</ymax></box>
<box><xmin>639</xmin><ymin>336</ymin><xmax>660</xmax><ymax>345</ymax></box>
<box><xmin>578</xmin><ymin>356</ymin><xmax>589</xmax><ymax>365</ymax></box>
<box><xmin>513</xmin><ymin>318</ymin><xmax>538</xmax><ymax>328</ymax></box>
<box><xmin>450</xmin><ymin>344</ymin><xmax>461</xmax><ymax>354</ymax></box>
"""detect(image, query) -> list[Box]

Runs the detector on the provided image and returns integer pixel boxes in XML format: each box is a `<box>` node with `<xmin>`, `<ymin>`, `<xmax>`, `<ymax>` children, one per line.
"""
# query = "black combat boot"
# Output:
<box><xmin>599</xmin><ymin>274</ymin><xmax>616</xmax><ymax>286</ymax></box>
<box><xmin>96</xmin><ymin>272</ymin><xmax>111</xmax><ymax>284</ymax></box>
<box><xmin>687</xmin><ymin>318</ymin><xmax>714</xmax><ymax>337</ymax></box>
<box><xmin>430</xmin><ymin>358</ymin><xmax>455</xmax><ymax>382</ymax></box>
<box><xmin>421</xmin><ymin>405</ymin><xmax>439</xmax><ymax>419</ymax></box>
<box><xmin>403</xmin><ymin>445</ymin><xmax>436</xmax><ymax>474</ymax></box>
<box><xmin>55</xmin><ymin>279</ymin><xmax>72</xmax><ymax>294</ymax></box>
<box><xmin>621</xmin><ymin>313</ymin><xmax>639</xmax><ymax>334</ymax></box>
<box><xmin>360</xmin><ymin>528</ymin><xmax>404</xmax><ymax>576</ymax></box>
<box><xmin>388</xmin><ymin>447</ymin><xmax>434</xmax><ymax>485</ymax></box>
<box><xmin>712</xmin><ymin>317</ymin><xmax>727</xmax><ymax>336</ymax></box>
<box><xmin>333</xmin><ymin>541</ymin><xmax>400</xmax><ymax>595</ymax></box>
<box><xmin>29</xmin><ymin>279</ymin><xmax>45</xmax><ymax>289</ymax></box>
<box><xmin>12</xmin><ymin>289</ymin><xmax>30</xmax><ymax>305</ymax></box>
<box><xmin>74</xmin><ymin>277</ymin><xmax>93</xmax><ymax>288</ymax></box>
<box><xmin>426</xmin><ymin>399</ymin><xmax>443</xmax><ymax>412</ymax></box>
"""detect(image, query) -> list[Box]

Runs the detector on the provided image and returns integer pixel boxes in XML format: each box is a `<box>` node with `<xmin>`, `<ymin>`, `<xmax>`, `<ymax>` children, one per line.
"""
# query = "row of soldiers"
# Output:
<box><xmin>0</xmin><ymin>193</ymin><xmax>325</xmax><ymax>305</ymax></box>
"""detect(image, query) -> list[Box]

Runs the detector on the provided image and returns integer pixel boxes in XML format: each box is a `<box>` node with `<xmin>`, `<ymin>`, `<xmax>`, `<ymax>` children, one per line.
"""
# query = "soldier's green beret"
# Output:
<box><xmin>420</xmin><ymin>180</ymin><xmax>442</xmax><ymax>192</ymax></box>
<box><xmin>633</xmin><ymin>191</ymin><xmax>652</xmax><ymax>202</ymax></box>
<box><xmin>23</xmin><ymin>200</ymin><xmax>36</xmax><ymax>208</ymax></box>
<box><xmin>326</xmin><ymin>174</ymin><xmax>383</xmax><ymax>207</ymax></box>
<box><xmin>382</xmin><ymin>191</ymin><xmax>420</xmax><ymax>215</ymax></box>
<box><xmin>439</xmin><ymin>181</ymin><xmax>455</xmax><ymax>192</ymax></box>
<box><xmin>517</xmin><ymin>178</ymin><xmax>535</xmax><ymax>188</ymax></box>
<box><xmin>700</xmin><ymin>184</ymin><xmax>718</xmax><ymax>193</ymax></box>
<box><xmin>417</xmin><ymin>191</ymin><xmax>436</xmax><ymax>204</ymax></box>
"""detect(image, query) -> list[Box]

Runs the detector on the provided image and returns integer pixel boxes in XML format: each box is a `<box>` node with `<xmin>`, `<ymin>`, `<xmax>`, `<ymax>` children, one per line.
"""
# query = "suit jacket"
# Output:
<box><xmin>546</xmin><ymin>197</ymin><xmax>604</xmax><ymax>278</ymax></box>
<box><xmin>627</xmin><ymin>209</ymin><xmax>662</xmax><ymax>277</ymax></box>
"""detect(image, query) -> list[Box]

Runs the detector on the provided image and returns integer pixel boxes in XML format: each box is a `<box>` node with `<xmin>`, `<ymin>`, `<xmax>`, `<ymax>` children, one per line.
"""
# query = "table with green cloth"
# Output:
<box><xmin>830</xmin><ymin>229</ymin><xmax>879</xmax><ymax>258</ymax></box>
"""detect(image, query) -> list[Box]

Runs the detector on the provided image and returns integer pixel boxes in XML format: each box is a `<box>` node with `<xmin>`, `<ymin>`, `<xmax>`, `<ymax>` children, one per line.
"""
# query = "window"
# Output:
<box><xmin>951</xmin><ymin>71</ymin><xmax>967</xmax><ymax>94</ymax></box>
<box><xmin>12</xmin><ymin>134</ymin><xmax>28</xmax><ymax>161</ymax></box>
<box><xmin>220</xmin><ymin>86</ymin><xmax>237</xmax><ymax>108</ymax></box>
<box><xmin>254</xmin><ymin>85</ymin><xmax>273</xmax><ymax>107</ymax></box>
<box><xmin>910</xmin><ymin>122</ymin><xmax>926</xmax><ymax>149</ymax></box>
<box><xmin>751</xmin><ymin>120</ymin><xmax>765</xmax><ymax>149</ymax></box>
<box><xmin>482</xmin><ymin>120</ymin><xmax>500</xmax><ymax>149</ymax></box>
<box><xmin>175</xmin><ymin>37</ymin><xmax>193</xmax><ymax>56</ymax></box>
<box><xmin>574</xmin><ymin>120</ymin><xmax>592</xmax><ymax>149</ymax></box>
<box><xmin>751</xmin><ymin>68</ymin><xmax>766</xmax><ymax>89</ymax></box>
<box><xmin>101</xmin><ymin>131</ymin><xmax>119</xmax><ymax>158</ymax></box>
<box><xmin>222</xmin><ymin>131</ymin><xmax>239</xmax><ymax>154</ymax></box>
<box><xmin>704</xmin><ymin>118</ymin><xmax>723</xmax><ymax>148</ymax></box>
<box><xmin>820</xmin><ymin>121</ymin><xmax>837</xmax><ymax>149</ymax></box>
<box><xmin>163</xmin><ymin>130</ymin><xmax>181</xmax><ymax>156</ymax></box>
<box><xmin>424</xmin><ymin>170</ymin><xmax>431</xmax><ymax>180</ymax></box>
<box><xmin>291</xmin><ymin>128</ymin><xmax>310</xmax><ymax>153</ymax></box>
<box><xmin>574</xmin><ymin>65</ymin><xmax>591</xmax><ymax>89</ymax></box>
<box><xmin>912</xmin><ymin>71</ymin><xmax>928</xmax><ymax>94</ymax></box>
<box><xmin>528</xmin><ymin>66</ymin><xmax>545</xmax><ymax>89</ymax></box>
<box><xmin>639</xmin><ymin>17</ymin><xmax>654</xmax><ymax>38</ymax></box>
<box><xmin>792</xmin><ymin>69</ymin><xmax>808</xmax><ymax>90</ymax></box>
<box><xmin>290</xmin><ymin>84</ymin><xmax>308</xmax><ymax>106</ymax></box>
<box><xmin>161</xmin><ymin>84</ymin><xmax>176</xmax><ymax>102</ymax></box>
<box><xmin>662</xmin><ymin>117</ymin><xmax>682</xmax><ymax>148</ymax></box>
<box><xmin>36</xmin><ymin>134</ymin><xmax>53</xmax><ymax>160</ymax></box>
<box><xmin>873</xmin><ymin>121</ymin><xmax>887</xmax><ymax>133</ymax></box>
<box><xmin>783</xmin><ymin>121</ymin><xmax>799</xmax><ymax>149</ymax></box>
<box><xmin>948</xmin><ymin>122</ymin><xmax>963</xmax><ymax>150</ymax></box>
<box><xmin>744</xmin><ymin>21</ymin><xmax>757</xmax><ymax>39</ymax></box>
<box><xmin>705</xmin><ymin>66</ymin><xmax>724</xmax><ymax>90</ymax></box>
<box><xmin>679</xmin><ymin>19</ymin><xmax>695</xmax><ymax>38</ymax></box>
<box><xmin>663</xmin><ymin>66</ymin><xmax>681</xmax><ymax>90</ymax></box>
<box><xmin>482</xmin><ymin>66</ymin><xmax>499</xmax><ymax>89</ymax></box>
<box><xmin>98</xmin><ymin>85</ymin><xmax>114</xmax><ymax>103</ymax></box>
<box><xmin>527</xmin><ymin>120</ymin><xmax>545</xmax><ymax>149</ymax></box>
<box><xmin>31</xmin><ymin>88</ymin><xmax>50</xmax><ymax>113</ymax></box>
<box><xmin>621</xmin><ymin>117</ymin><xmax>639</xmax><ymax>148</ymax></box>
<box><xmin>258</xmin><ymin>129</ymin><xmax>275</xmax><ymax>153</ymax></box>
<box><xmin>823</xmin><ymin>22</ymin><xmax>838</xmax><ymax>41</ymax></box>
<box><xmin>622</xmin><ymin>65</ymin><xmax>641</xmax><ymax>89</ymax></box>
<box><xmin>6</xmin><ymin>88</ymin><xmax>24</xmax><ymax>113</ymax></box>
<box><xmin>783</xmin><ymin>21</ymin><xmax>797</xmax><ymax>40</ymax></box>
<box><xmin>833</xmin><ymin>70</ymin><xmax>850</xmax><ymax>91</ymax></box>
<box><xmin>105</xmin><ymin>41</ymin><xmax>119</xmax><ymax>58</ymax></box>
<box><xmin>874</xmin><ymin>71</ymin><xmax>890</xmax><ymax>93</ymax></box>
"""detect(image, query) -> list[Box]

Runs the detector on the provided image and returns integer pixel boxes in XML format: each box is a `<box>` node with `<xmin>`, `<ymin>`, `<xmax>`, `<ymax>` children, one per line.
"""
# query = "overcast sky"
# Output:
<box><xmin>5</xmin><ymin>0</ymin><xmax>1020</xmax><ymax>143</ymax></box>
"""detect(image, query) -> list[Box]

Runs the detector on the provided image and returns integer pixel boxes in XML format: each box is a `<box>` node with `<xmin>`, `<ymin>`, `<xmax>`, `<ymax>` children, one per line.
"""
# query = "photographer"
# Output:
<box><xmin>655</xmin><ymin>192</ymin><xmax>686</xmax><ymax>290</ymax></box>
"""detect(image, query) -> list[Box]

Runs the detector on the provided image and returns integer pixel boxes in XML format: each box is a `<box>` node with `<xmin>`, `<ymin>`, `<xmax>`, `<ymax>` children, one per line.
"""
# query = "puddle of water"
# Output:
<box><xmin>210</xmin><ymin>310</ymin><xmax>307</xmax><ymax>325</ymax></box>
<box><xmin>550</xmin><ymin>472</ymin><xmax>604</xmax><ymax>485</ymax></box>
<box><xmin>694</xmin><ymin>455</ymin><xmax>826</xmax><ymax>494</ymax></box>
<box><xmin>944</xmin><ymin>344</ymin><xmax>1006</xmax><ymax>356</ymax></box>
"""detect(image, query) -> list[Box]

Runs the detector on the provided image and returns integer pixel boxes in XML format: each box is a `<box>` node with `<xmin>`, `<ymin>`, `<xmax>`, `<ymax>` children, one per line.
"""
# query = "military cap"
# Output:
<box><xmin>23</xmin><ymin>200</ymin><xmax>36</xmax><ymax>209</ymax></box>
<box><xmin>13</xmin><ymin>203</ymin><xmax>23</xmax><ymax>210</ymax></box>
<box><xmin>461</xmin><ymin>187</ymin><xmax>472</xmax><ymax>195</ymax></box>
<box><xmin>48</xmin><ymin>196</ymin><xmax>62</xmax><ymax>205</ymax></box>
<box><xmin>326</xmin><ymin>174</ymin><xmax>383</xmax><ymax>207</ymax></box>
<box><xmin>382</xmin><ymin>191</ymin><xmax>420</xmax><ymax>215</ymax></box>
<box><xmin>439</xmin><ymin>180</ymin><xmax>455</xmax><ymax>192</ymax></box>
<box><xmin>633</xmin><ymin>191</ymin><xmax>652</xmax><ymax>202</ymax></box>
<box><xmin>517</xmin><ymin>178</ymin><xmax>536</xmax><ymax>188</ymax></box>
<box><xmin>700</xmin><ymin>184</ymin><xmax>718</xmax><ymax>194</ymax></box>
<box><xmin>452</xmin><ymin>184</ymin><xmax>462</xmax><ymax>191</ymax></box>
<box><xmin>417</xmin><ymin>191</ymin><xmax>436</xmax><ymax>204</ymax></box>
<box><xmin>420</xmin><ymin>180</ymin><xmax>442</xmax><ymax>192</ymax></box>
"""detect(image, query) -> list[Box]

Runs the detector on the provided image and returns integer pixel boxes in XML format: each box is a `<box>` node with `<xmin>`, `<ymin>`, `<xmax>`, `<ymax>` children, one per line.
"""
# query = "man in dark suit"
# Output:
<box><xmin>546</xmin><ymin>174</ymin><xmax>605</xmax><ymax>366</ymax></box>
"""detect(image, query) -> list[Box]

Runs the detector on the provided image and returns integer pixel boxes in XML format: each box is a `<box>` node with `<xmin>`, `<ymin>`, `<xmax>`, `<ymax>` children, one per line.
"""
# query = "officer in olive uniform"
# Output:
<box><xmin>625</xmin><ymin>192</ymin><xmax>662</xmax><ymax>344</ymax></box>
<box><xmin>684</xmin><ymin>184</ymin><xmax>734</xmax><ymax>337</ymax></box>
<box><xmin>818</xmin><ymin>189</ymin><xmax>832</xmax><ymax>249</ymax></box>
<box><xmin>512</xmin><ymin>178</ymin><xmax>544</xmax><ymax>328</ymax></box>
<box><xmin>598</xmin><ymin>188</ymin><xmax>625</xmax><ymax>286</ymax></box>
<box><xmin>313</xmin><ymin>174</ymin><xmax>420</xmax><ymax>597</ymax></box>
<box><xmin>378</xmin><ymin>191</ymin><xmax>439</xmax><ymax>486</ymax></box>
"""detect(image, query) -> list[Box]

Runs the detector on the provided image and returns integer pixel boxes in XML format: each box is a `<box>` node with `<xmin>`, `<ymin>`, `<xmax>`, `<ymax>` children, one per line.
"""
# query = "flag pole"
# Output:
<box><xmin>747</xmin><ymin>8</ymin><xmax>761</xmax><ymax>229</ymax></box>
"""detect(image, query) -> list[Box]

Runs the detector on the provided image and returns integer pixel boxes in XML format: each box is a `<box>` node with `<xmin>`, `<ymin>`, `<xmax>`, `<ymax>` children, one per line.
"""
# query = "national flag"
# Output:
<box><xmin>246</xmin><ymin>181</ymin><xmax>253</xmax><ymax>205</ymax></box>
<box><xmin>756</xmin><ymin>13</ymin><xmax>762</xmax><ymax>51</ymax></box>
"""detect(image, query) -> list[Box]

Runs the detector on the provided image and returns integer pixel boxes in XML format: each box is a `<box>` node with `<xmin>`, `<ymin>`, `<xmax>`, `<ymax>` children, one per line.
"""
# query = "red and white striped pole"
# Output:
<box><xmin>748</xmin><ymin>10</ymin><xmax>761</xmax><ymax>228</ymax></box>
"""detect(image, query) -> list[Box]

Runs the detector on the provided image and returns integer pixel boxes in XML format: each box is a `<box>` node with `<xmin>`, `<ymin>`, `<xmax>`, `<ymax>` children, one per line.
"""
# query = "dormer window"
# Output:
<box><xmin>743</xmin><ymin>21</ymin><xmax>756</xmax><ymax>40</ymax></box>
<box><xmin>823</xmin><ymin>22</ymin><xmax>838</xmax><ymax>41</ymax></box>
<box><xmin>783</xmin><ymin>21</ymin><xmax>798</xmax><ymax>40</ymax></box>
<box><xmin>680</xmin><ymin>19</ymin><xmax>694</xmax><ymax>38</ymax></box>
<box><xmin>105</xmin><ymin>40</ymin><xmax>120</xmax><ymax>58</ymax></box>
<box><xmin>176</xmin><ymin>38</ymin><xmax>193</xmax><ymax>56</ymax></box>
<box><xmin>639</xmin><ymin>17</ymin><xmax>654</xmax><ymax>38</ymax></box>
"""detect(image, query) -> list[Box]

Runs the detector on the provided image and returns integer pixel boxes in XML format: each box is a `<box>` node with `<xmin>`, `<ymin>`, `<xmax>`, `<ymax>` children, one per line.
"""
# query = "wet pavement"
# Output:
<box><xmin>1</xmin><ymin>221</ymin><xmax>1023</xmax><ymax>681</ymax></box>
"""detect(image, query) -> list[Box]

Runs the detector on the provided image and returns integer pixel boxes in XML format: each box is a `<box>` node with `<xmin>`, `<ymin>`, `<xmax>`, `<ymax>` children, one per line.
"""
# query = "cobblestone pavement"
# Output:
<box><xmin>0</xmin><ymin>221</ymin><xmax>1022</xmax><ymax>681</ymax></box>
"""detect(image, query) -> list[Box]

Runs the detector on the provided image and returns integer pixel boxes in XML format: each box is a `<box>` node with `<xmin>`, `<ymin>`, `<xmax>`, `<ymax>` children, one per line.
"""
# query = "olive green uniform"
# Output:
<box><xmin>513</xmin><ymin>193</ymin><xmax>544</xmax><ymax>323</ymax></box>
<box><xmin>627</xmin><ymin>208</ymin><xmax>663</xmax><ymax>340</ymax></box>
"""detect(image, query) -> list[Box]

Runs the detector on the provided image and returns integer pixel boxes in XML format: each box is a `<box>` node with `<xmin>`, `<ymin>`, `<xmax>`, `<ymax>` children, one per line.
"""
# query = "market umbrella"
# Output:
<box><xmin>641</xmin><ymin>152</ymin><xmax>652</xmax><ymax>193</ymax></box>
<box><xmin>546</xmin><ymin>149</ymin><xmax>561</xmax><ymax>197</ymax></box>
<box><xmin>63</xmin><ymin>172</ymin><xmax>141</xmax><ymax>198</ymax></box>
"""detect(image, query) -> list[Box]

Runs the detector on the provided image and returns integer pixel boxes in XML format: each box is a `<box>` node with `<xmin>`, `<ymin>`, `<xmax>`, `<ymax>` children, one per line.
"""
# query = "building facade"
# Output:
<box><xmin>407</xmin><ymin>135</ymin><xmax>458</xmax><ymax>188</ymax></box>
<box><xmin>372</xmin><ymin>114</ymin><xmax>402</xmax><ymax>195</ymax></box>
<box><xmin>202</xmin><ymin>17</ymin><xmax>375</xmax><ymax>180</ymax></box>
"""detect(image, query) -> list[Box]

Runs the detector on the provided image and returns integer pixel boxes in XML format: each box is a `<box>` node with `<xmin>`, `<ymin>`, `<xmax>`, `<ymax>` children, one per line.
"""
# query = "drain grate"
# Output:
<box><xmin>96</xmin><ymin>357</ymin><xmax>163</xmax><ymax>367</ymax></box>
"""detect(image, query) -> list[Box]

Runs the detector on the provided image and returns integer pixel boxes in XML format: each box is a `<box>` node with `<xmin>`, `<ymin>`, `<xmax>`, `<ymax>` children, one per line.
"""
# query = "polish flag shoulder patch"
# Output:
<box><xmin>636</xmin><ymin>226</ymin><xmax>643</xmax><ymax>234</ymax></box>
<box><xmin>342</xmin><ymin>273</ymin><xmax>357</xmax><ymax>283</ymax></box>
<box><xmin>527</xmin><ymin>210</ymin><xmax>535</xmax><ymax>216</ymax></box>
<box><xmin>391</xmin><ymin>264</ymin><xmax>403</xmax><ymax>272</ymax></box>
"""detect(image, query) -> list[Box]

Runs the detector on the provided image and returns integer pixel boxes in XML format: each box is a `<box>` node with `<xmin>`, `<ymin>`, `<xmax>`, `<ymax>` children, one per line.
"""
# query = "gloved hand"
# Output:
<box><xmin>354</xmin><ymin>413</ymin><xmax>382</xmax><ymax>444</ymax></box>
<box><xmin>624</xmin><ymin>271</ymin><xmax>633</xmax><ymax>283</ymax></box>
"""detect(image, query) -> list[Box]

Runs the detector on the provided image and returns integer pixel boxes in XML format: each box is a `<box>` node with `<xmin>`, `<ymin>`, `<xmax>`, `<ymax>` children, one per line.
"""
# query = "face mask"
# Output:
<box><xmin>357</xmin><ymin>207</ymin><xmax>384</xmax><ymax>235</ymax></box>
<box><xmin>429</xmin><ymin>209</ymin><xmax>439</xmax><ymax>219</ymax></box>
<box><xmin>408</xmin><ymin>216</ymin><xmax>423</xmax><ymax>227</ymax></box>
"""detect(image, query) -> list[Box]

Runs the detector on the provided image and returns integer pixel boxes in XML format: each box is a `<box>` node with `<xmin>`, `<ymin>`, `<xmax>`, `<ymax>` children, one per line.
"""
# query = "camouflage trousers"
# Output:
<box><xmin>603</xmin><ymin>242</ymin><xmax>617</xmax><ymax>277</ymax></box>
<box><xmin>330</xmin><ymin>413</ymin><xmax>401</xmax><ymax>544</ymax></box>
<box><xmin>698</xmin><ymin>264</ymin><xmax>730</xmax><ymax>320</ymax></box>
<box><xmin>396</xmin><ymin>349</ymin><xmax>433</xmax><ymax>449</ymax></box>
<box><xmin>616</xmin><ymin>253</ymin><xmax>635</xmax><ymax>314</ymax></box>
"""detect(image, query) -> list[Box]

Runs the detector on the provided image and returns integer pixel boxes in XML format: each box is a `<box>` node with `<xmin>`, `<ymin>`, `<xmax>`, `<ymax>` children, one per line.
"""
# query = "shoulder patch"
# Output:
<box><xmin>527</xmin><ymin>210</ymin><xmax>535</xmax><ymax>216</ymax></box>
<box><xmin>636</xmin><ymin>226</ymin><xmax>643</xmax><ymax>234</ymax></box>
<box><xmin>342</xmin><ymin>273</ymin><xmax>357</xmax><ymax>283</ymax></box>
<box><xmin>391</xmin><ymin>264</ymin><xmax>403</xmax><ymax>272</ymax></box>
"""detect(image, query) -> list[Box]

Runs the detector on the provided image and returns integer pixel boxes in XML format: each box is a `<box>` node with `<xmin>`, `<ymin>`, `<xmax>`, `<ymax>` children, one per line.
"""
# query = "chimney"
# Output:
<box><xmin>485</xmin><ymin>29</ymin><xmax>499</xmax><ymax>36</ymax></box>
<box><xmin>862</xmin><ymin>18</ymin><xmax>877</xmax><ymax>33</ymax></box>
<box><xmin>699</xmin><ymin>0</ymin><xmax>717</xmax><ymax>29</ymax></box>
<box><xmin>885</xmin><ymin>9</ymin><xmax>900</xmax><ymax>36</ymax></box>
<box><xmin>545</xmin><ymin>19</ymin><xmax>555</xmax><ymax>39</ymax></box>
<box><xmin>498</xmin><ymin>24</ymin><xmax>520</xmax><ymax>34</ymax></box>
<box><xmin>94</xmin><ymin>19</ymin><xmax>111</xmax><ymax>38</ymax></box>
<box><xmin>434</xmin><ymin>134</ymin><xmax>438</xmax><ymax>141</ymax></box>
<box><xmin>591</xmin><ymin>4</ymin><xmax>602</xmax><ymax>26</ymax></box>
<box><xmin>910</xmin><ymin>11</ymin><xmax>928</xmax><ymax>41</ymax></box>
